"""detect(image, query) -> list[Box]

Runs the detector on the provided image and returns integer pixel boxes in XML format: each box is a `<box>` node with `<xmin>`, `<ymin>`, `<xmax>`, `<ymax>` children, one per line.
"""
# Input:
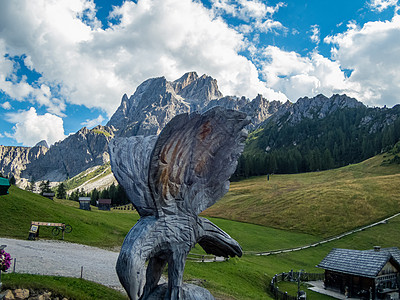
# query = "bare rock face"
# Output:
<box><xmin>272</xmin><ymin>94</ymin><xmax>365</xmax><ymax>125</ymax></box>
<box><xmin>1</xmin><ymin>72</ymin><xmax>375</xmax><ymax>190</ymax></box>
<box><xmin>20</xmin><ymin>125</ymin><xmax>115</xmax><ymax>183</ymax></box>
<box><xmin>108</xmin><ymin>72</ymin><xmax>286</xmax><ymax>137</ymax></box>
<box><xmin>108</xmin><ymin>76</ymin><xmax>190</xmax><ymax>137</ymax></box>
<box><xmin>0</xmin><ymin>144</ymin><xmax>48</xmax><ymax>181</ymax></box>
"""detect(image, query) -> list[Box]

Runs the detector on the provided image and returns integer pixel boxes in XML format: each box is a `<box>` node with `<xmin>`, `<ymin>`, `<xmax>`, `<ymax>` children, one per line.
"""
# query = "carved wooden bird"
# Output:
<box><xmin>109</xmin><ymin>106</ymin><xmax>250</xmax><ymax>300</ymax></box>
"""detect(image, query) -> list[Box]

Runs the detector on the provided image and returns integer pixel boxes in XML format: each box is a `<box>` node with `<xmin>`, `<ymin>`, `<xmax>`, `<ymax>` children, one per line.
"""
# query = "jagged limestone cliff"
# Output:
<box><xmin>2</xmin><ymin>72</ymin><xmax>397</xmax><ymax>190</ymax></box>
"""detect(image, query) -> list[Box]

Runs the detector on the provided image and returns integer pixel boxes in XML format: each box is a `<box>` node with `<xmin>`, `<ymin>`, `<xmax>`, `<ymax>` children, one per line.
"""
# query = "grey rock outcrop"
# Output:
<box><xmin>0</xmin><ymin>144</ymin><xmax>48</xmax><ymax>180</ymax></box>
<box><xmin>1</xmin><ymin>72</ymin><xmax>383</xmax><ymax>190</ymax></box>
<box><xmin>108</xmin><ymin>72</ymin><xmax>286</xmax><ymax>137</ymax></box>
<box><xmin>20</xmin><ymin>125</ymin><xmax>115</xmax><ymax>183</ymax></box>
<box><xmin>108</xmin><ymin>76</ymin><xmax>190</xmax><ymax>137</ymax></box>
<box><xmin>271</xmin><ymin>94</ymin><xmax>365</xmax><ymax>125</ymax></box>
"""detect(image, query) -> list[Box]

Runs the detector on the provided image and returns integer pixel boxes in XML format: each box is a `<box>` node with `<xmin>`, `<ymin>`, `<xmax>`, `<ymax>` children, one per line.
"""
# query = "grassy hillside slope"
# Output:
<box><xmin>0</xmin><ymin>186</ymin><xmax>139</xmax><ymax>248</ymax></box>
<box><xmin>2</xmin><ymin>151</ymin><xmax>400</xmax><ymax>299</ymax></box>
<box><xmin>2</xmin><ymin>185</ymin><xmax>400</xmax><ymax>299</ymax></box>
<box><xmin>204</xmin><ymin>152</ymin><xmax>400</xmax><ymax>237</ymax></box>
<box><xmin>184</xmin><ymin>214</ymin><xmax>400</xmax><ymax>299</ymax></box>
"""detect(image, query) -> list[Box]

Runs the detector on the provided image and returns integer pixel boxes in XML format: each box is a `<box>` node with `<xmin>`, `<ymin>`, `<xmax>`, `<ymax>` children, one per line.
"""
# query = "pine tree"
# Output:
<box><xmin>39</xmin><ymin>180</ymin><xmax>51</xmax><ymax>195</ymax></box>
<box><xmin>90</xmin><ymin>188</ymin><xmax>99</xmax><ymax>206</ymax></box>
<box><xmin>9</xmin><ymin>175</ymin><xmax>16</xmax><ymax>185</ymax></box>
<box><xmin>56</xmin><ymin>183</ymin><xmax>67</xmax><ymax>199</ymax></box>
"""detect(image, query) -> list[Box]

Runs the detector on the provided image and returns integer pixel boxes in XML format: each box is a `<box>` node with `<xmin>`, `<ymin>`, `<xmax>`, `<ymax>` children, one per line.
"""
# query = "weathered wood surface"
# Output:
<box><xmin>109</xmin><ymin>107</ymin><xmax>250</xmax><ymax>300</ymax></box>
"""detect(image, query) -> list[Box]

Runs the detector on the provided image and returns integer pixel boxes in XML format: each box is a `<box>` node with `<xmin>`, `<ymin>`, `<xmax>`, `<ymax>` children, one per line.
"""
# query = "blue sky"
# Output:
<box><xmin>1</xmin><ymin>0</ymin><xmax>400</xmax><ymax>147</ymax></box>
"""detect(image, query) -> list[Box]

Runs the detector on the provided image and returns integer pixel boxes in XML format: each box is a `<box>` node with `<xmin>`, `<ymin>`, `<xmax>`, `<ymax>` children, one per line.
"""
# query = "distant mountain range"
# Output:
<box><xmin>1</xmin><ymin>72</ymin><xmax>399</xmax><ymax>188</ymax></box>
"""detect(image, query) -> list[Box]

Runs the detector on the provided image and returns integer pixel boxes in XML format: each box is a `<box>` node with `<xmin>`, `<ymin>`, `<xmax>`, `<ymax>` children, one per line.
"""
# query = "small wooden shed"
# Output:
<box><xmin>42</xmin><ymin>192</ymin><xmax>55</xmax><ymax>200</ymax></box>
<box><xmin>0</xmin><ymin>177</ymin><xmax>11</xmax><ymax>195</ymax></box>
<box><xmin>98</xmin><ymin>198</ymin><xmax>111</xmax><ymax>211</ymax></box>
<box><xmin>79</xmin><ymin>197</ymin><xmax>91</xmax><ymax>210</ymax></box>
<box><xmin>317</xmin><ymin>247</ymin><xmax>400</xmax><ymax>299</ymax></box>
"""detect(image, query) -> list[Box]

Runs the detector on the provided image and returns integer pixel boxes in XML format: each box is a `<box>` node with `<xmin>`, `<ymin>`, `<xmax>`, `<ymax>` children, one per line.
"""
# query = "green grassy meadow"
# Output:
<box><xmin>1</xmin><ymin>151</ymin><xmax>400</xmax><ymax>299</ymax></box>
<box><xmin>204</xmin><ymin>152</ymin><xmax>400</xmax><ymax>237</ymax></box>
<box><xmin>1</xmin><ymin>273</ymin><xmax>127</xmax><ymax>300</ymax></box>
<box><xmin>0</xmin><ymin>186</ymin><xmax>139</xmax><ymax>248</ymax></box>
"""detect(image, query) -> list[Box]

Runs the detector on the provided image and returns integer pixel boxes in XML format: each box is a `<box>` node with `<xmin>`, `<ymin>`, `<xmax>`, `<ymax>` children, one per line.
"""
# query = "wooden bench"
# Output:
<box><xmin>28</xmin><ymin>221</ymin><xmax>72</xmax><ymax>240</ymax></box>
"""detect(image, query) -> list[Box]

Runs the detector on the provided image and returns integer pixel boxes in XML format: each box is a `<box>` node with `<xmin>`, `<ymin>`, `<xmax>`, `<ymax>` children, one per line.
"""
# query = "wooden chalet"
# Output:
<box><xmin>0</xmin><ymin>177</ymin><xmax>11</xmax><ymax>195</ymax></box>
<box><xmin>97</xmin><ymin>198</ymin><xmax>111</xmax><ymax>210</ymax></box>
<box><xmin>42</xmin><ymin>192</ymin><xmax>55</xmax><ymax>200</ymax></box>
<box><xmin>317</xmin><ymin>247</ymin><xmax>400</xmax><ymax>299</ymax></box>
<box><xmin>79</xmin><ymin>197</ymin><xmax>91</xmax><ymax>210</ymax></box>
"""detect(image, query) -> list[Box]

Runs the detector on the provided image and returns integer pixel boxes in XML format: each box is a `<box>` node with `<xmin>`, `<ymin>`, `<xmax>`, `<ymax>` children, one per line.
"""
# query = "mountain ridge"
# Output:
<box><xmin>1</xmin><ymin>72</ymin><xmax>398</xmax><ymax>189</ymax></box>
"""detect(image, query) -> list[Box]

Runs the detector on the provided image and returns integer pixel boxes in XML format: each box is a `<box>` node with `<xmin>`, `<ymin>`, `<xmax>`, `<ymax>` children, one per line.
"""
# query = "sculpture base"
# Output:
<box><xmin>146</xmin><ymin>283</ymin><xmax>215</xmax><ymax>300</ymax></box>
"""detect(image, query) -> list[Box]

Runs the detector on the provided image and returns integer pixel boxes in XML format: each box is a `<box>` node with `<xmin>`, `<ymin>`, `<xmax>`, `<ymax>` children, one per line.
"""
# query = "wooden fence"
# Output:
<box><xmin>112</xmin><ymin>204</ymin><xmax>135</xmax><ymax>211</ymax></box>
<box><xmin>187</xmin><ymin>253</ymin><xmax>228</xmax><ymax>262</ymax></box>
<box><xmin>270</xmin><ymin>271</ymin><xmax>324</xmax><ymax>300</ymax></box>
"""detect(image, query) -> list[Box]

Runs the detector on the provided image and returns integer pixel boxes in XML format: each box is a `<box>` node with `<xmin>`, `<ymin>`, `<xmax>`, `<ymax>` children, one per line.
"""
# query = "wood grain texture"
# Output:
<box><xmin>109</xmin><ymin>107</ymin><xmax>250</xmax><ymax>299</ymax></box>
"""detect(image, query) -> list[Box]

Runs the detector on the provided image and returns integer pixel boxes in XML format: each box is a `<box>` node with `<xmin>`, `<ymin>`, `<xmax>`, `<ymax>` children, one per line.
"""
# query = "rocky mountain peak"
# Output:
<box><xmin>3</xmin><ymin>71</ymin><xmax>380</xmax><ymax>191</ymax></box>
<box><xmin>34</xmin><ymin>140</ymin><xmax>49</xmax><ymax>149</ymax></box>
<box><xmin>177</xmin><ymin>73</ymin><xmax>223</xmax><ymax>110</ymax></box>
<box><xmin>172</xmin><ymin>71</ymin><xmax>199</xmax><ymax>93</ymax></box>
<box><xmin>278</xmin><ymin>94</ymin><xmax>365</xmax><ymax>124</ymax></box>
<box><xmin>107</xmin><ymin>73</ymin><xmax>225</xmax><ymax>136</ymax></box>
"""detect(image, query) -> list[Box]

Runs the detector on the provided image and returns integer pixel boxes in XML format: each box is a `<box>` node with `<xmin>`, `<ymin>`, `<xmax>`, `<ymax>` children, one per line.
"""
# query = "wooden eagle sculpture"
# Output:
<box><xmin>109</xmin><ymin>106</ymin><xmax>250</xmax><ymax>300</ymax></box>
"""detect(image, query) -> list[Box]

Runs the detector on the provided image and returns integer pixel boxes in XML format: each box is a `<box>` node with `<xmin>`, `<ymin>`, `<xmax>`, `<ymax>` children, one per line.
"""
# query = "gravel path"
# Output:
<box><xmin>0</xmin><ymin>238</ymin><xmax>123</xmax><ymax>292</ymax></box>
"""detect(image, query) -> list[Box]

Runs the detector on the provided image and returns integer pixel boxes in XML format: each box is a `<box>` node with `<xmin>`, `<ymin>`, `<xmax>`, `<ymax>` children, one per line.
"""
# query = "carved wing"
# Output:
<box><xmin>109</xmin><ymin>135</ymin><xmax>158</xmax><ymax>217</ymax></box>
<box><xmin>148</xmin><ymin>106</ymin><xmax>250</xmax><ymax>216</ymax></box>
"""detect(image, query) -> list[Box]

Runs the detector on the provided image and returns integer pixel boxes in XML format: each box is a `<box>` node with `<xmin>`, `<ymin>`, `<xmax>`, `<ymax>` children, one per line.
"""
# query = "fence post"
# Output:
<box><xmin>13</xmin><ymin>258</ymin><xmax>16</xmax><ymax>272</ymax></box>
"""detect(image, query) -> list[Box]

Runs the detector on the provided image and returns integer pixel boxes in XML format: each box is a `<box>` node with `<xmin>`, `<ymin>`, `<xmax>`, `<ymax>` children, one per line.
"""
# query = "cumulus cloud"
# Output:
<box><xmin>81</xmin><ymin>114</ymin><xmax>105</xmax><ymax>128</ymax></box>
<box><xmin>212</xmin><ymin>0</ymin><xmax>284</xmax><ymax>21</ymax></box>
<box><xmin>259</xmin><ymin>46</ymin><xmax>359</xmax><ymax>101</ymax></box>
<box><xmin>0</xmin><ymin>40</ymin><xmax>67</xmax><ymax>116</ymax></box>
<box><xmin>0</xmin><ymin>0</ymin><xmax>286</xmax><ymax>119</ymax></box>
<box><xmin>310</xmin><ymin>25</ymin><xmax>320</xmax><ymax>44</ymax></box>
<box><xmin>368</xmin><ymin>0</ymin><xmax>399</xmax><ymax>12</ymax></box>
<box><xmin>211</xmin><ymin>0</ymin><xmax>286</xmax><ymax>35</ymax></box>
<box><xmin>5</xmin><ymin>107</ymin><xmax>66</xmax><ymax>146</ymax></box>
<box><xmin>1</xmin><ymin>101</ymin><xmax>11</xmax><ymax>110</ymax></box>
<box><xmin>257</xmin><ymin>14</ymin><xmax>400</xmax><ymax>107</ymax></box>
<box><xmin>324</xmin><ymin>15</ymin><xmax>400</xmax><ymax>107</ymax></box>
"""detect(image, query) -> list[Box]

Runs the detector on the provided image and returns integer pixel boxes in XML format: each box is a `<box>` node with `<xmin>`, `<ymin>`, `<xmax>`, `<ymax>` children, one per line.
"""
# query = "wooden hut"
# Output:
<box><xmin>42</xmin><ymin>192</ymin><xmax>55</xmax><ymax>200</ymax></box>
<box><xmin>0</xmin><ymin>177</ymin><xmax>11</xmax><ymax>195</ymax></box>
<box><xmin>79</xmin><ymin>197</ymin><xmax>91</xmax><ymax>210</ymax></box>
<box><xmin>317</xmin><ymin>247</ymin><xmax>400</xmax><ymax>299</ymax></box>
<box><xmin>98</xmin><ymin>198</ymin><xmax>111</xmax><ymax>211</ymax></box>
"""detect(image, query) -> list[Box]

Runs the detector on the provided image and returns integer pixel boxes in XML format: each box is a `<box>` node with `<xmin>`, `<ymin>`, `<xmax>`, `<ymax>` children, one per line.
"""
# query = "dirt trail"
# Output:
<box><xmin>0</xmin><ymin>237</ymin><xmax>123</xmax><ymax>291</ymax></box>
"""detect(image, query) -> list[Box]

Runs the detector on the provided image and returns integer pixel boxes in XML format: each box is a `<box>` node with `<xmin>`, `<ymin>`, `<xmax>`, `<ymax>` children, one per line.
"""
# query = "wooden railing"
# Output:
<box><xmin>270</xmin><ymin>271</ymin><xmax>324</xmax><ymax>300</ymax></box>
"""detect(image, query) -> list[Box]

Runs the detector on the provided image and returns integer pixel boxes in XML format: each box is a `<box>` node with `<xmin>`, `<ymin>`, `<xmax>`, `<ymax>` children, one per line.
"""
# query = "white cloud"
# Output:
<box><xmin>310</xmin><ymin>24</ymin><xmax>320</xmax><ymax>44</ymax></box>
<box><xmin>0</xmin><ymin>40</ymin><xmax>66</xmax><ymax>116</ymax></box>
<box><xmin>212</xmin><ymin>0</ymin><xmax>284</xmax><ymax>21</ymax></box>
<box><xmin>81</xmin><ymin>114</ymin><xmax>105</xmax><ymax>128</ymax></box>
<box><xmin>256</xmin><ymin>19</ymin><xmax>286</xmax><ymax>33</ymax></box>
<box><xmin>325</xmin><ymin>15</ymin><xmax>400</xmax><ymax>107</ymax></box>
<box><xmin>1</xmin><ymin>101</ymin><xmax>11</xmax><ymax>110</ymax></box>
<box><xmin>5</xmin><ymin>107</ymin><xmax>66</xmax><ymax>146</ymax></box>
<box><xmin>259</xmin><ymin>46</ymin><xmax>359</xmax><ymax>101</ymax></box>
<box><xmin>0</xmin><ymin>0</ymin><xmax>287</xmax><ymax>118</ymax></box>
<box><xmin>368</xmin><ymin>0</ymin><xmax>399</xmax><ymax>12</ymax></box>
<box><xmin>211</xmin><ymin>0</ymin><xmax>287</xmax><ymax>35</ymax></box>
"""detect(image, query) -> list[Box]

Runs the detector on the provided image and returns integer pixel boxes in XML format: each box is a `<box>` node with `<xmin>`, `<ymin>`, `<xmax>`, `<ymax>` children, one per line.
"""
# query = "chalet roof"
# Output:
<box><xmin>0</xmin><ymin>177</ymin><xmax>11</xmax><ymax>195</ymax></box>
<box><xmin>317</xmin><ymin>247</ymin><xmax>400</xmax><ymax>278</ymax></box>
<box><xmin>79</xmin><ymin>197</ymin><xmax>91</xmax><ymax>202</ymax></box>
<box><xmin>0</xmin><ymin>177</ymin><xmax>10</xmax><ymax>186</ymax></box>
<box><xmin>98</xmin><ymin>199</ymin><xmax>111</xmax><ymax>204</ymax></box>
<box><xmin>43</xmin><ymin>192</ymin><xmax>55</xmax><ymax>196</ymax></box>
